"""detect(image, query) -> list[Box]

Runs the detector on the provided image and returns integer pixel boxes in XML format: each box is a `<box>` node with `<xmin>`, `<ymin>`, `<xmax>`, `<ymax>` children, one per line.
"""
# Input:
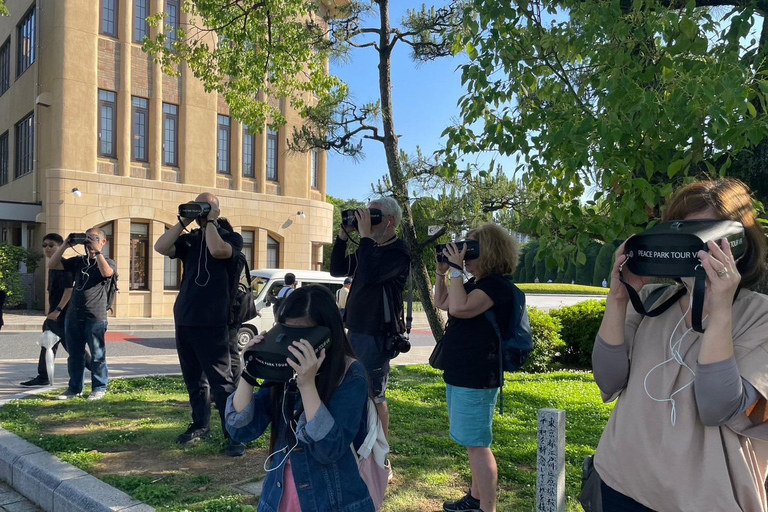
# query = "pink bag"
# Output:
<box><xmin>353</xmin><ymin>398</ymin><xmax>390</xmax><ymax>510</ymax></box>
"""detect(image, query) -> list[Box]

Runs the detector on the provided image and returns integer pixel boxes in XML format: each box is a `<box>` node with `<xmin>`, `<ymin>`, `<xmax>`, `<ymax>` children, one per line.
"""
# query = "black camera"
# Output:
<box><xmin>436</xmin><ymin>239</ymin><xmax>480</xmax><ymax>263</ymax></box>
<box><xmin>384</xmin><ymin>333</ymin><xmax>411</xmax><ymax>358</ymax></box>
<box><xmin>67</xmin><ymin>233</ymin><xmax>89</xmax><ymax>246</ymax></box>
<box><xmin>341</xmin><ymin>208</ymin><xmax>383</xmax><ymax>229</ymax></box>
<box><xmin>178</xmin><ymin>202</ymin><xmax>212</xmax><ymax>219</ymax></box>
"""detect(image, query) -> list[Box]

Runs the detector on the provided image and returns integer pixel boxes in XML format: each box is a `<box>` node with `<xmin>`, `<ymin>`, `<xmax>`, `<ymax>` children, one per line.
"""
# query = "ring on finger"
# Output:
<box><xmin>717</xmin><ymin>267</ymin><xmax>729</xmax><ymax>277</ymax></box>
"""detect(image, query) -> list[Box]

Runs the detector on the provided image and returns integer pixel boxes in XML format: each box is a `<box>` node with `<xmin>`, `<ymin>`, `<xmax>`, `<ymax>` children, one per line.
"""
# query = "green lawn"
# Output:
<box><xmin>0</xmin><ymin>367</ymin><xmax>613</xmax><ymax>512</ymax></box>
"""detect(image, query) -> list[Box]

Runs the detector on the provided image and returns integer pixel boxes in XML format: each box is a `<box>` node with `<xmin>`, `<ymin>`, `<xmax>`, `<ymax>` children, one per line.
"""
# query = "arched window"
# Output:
<box><xmin>267</xmin><ymin>235</ymin><xmax>279</xmax><ymax>268</ymax></box>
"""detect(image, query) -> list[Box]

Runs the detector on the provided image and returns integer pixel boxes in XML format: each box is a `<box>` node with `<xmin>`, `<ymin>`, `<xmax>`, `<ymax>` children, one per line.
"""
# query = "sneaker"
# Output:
<box><xmin>175</xmin><ymin>425</ymin><xmax>210</xmax><ymax>445</ymax></box>
<box><xmin>56</xmin><ymin>390</ymin><xmax>82</xmax><ymax>400</ymax></box>
<box><xmin>385</xmin><ymin>458</ymin><xmax>393</xmax><ymax>482</ymax></box>
<box><xmin>87</xmin><ymin>391</ymin><xmax>106</xmax><ymax>401</ymax></box>
<box><xmin>443</xmin><ymin>492</ymin><xmax>481</xmax><ymax>512</ymax></box>
<box><xmin>225</xmin><ymin>439</ymin><xmax>246</xmax><ymax>457</ymax></box>
<box><xmin>20</xmin><ymin>376</ymin><xmax>50</xmax><ymax>387</ymax></box>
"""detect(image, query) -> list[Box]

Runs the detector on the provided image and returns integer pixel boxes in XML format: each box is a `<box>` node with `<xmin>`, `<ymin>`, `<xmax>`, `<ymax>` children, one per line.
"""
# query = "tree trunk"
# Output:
<box><xmin>376</xmin><ymin>0</ymin><xmax>445</xmax><ymax>340</ymax></box>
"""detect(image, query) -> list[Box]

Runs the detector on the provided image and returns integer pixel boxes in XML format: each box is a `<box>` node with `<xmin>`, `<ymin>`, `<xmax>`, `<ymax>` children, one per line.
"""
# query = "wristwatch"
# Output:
<box><xmin>449</xmin><ymin>269</ymin><xmax>463</xmax><ymax>279</ymax></box>
<box><xmin>55</xmin><ymin>307</ymin><xmax>63</xmax><ymax>312</ymax></box>
<box><xmin>94</xmin><ymin>251</ymin><xmax>102</xmax><ymax>256</ymax></box>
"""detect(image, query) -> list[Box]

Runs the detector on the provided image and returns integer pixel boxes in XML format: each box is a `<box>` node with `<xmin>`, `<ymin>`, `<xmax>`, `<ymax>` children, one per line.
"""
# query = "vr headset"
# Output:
<box><xmin>436</xmin><ymin>240</ymin><xmax>480</xmax><ymax>263</ymax></box>
<box><xmin>241</xmin><ymin>324</ymin><xmax>332</xmax><ymax>384</ymax></box>
<box><xmin>178</xmin><ymin>202</ymin><xmax>212</xmax><ymax>219</ymax></box>
<box><xmin>621</xmin><ymin>219</ymin><xmax>746</xmax><ymax>333</ymax></box>
<box><xmin>67</xmin><ymin>233</ymin><xmax>89</xmax><ymax>246</ymax></box>
<box><xmin>341</xmin><ymin>208</ymin><xmax>383</xmax><ymax>229</ymax></box>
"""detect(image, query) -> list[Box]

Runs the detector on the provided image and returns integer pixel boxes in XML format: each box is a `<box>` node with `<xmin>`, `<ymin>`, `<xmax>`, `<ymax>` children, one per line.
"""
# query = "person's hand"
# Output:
<box><xmin>698</xmin><ymin>239</ymin><xmax>741</xmax><ymax>317</ymax></box>
<box><xmin>85</xmin><ymin>237</ymin><xmax>98</xmax><ymax>254</ymax></box>
<box><xmin>46</xmin><ymin>310</ymin><xmax>60</xmax><ymax>322</ymax></box>
<box><xmin>287</xmin><ymin>339</ymin><xmax>326</xmax><ymax>389</ymax></box>
<box><xmin>436</xmin><ymin>252</ymin><xmax>449</xmax><ymax>274</ymax></box>
<box><xmin>442</xmin><ymin>242</ymin><xmax>467</xmax><ymax>269</ymax></box>
<box><xmin>337</xmin><ymin>224</ymin><xmax>356</xmax><ymax>241</ymax></box>
<box><xmin>607</xmin><ymin>241</ymin><xmax>651</xmax><ymax>304</ymax></box>
<box><xmin>356</xmin><ymin>208</ymin><xmax>373</xmax><ymax>239</ymax></box>
<box><xmin>207</xmin><ymin>204</ymin><xmax>221</xmax><ymax>222</ymax></box>
<box><xmin>242</xmin><ymin>334</ymin><xmax>265</xmax><ymax>352</ymax></box>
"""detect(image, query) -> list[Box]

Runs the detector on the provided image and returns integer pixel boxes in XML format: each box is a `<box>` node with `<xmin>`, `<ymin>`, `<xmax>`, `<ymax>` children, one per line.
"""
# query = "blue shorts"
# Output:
<box><xmin>446</xmin><ymin>384</ymin><xmax>498</xmax><ymax>448</ymax></box>
<box><xmin>348</xmin><ymin>332</ymin><xmax>390</xmax><ymax>404</ymax></box>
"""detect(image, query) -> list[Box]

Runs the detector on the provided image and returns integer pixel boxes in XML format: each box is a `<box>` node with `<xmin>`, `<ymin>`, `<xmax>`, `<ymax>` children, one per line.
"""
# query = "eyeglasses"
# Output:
<box><xmin>42</xmin><ymin>243</ymin><xmax>56</xmax><ymax>248</ymax></box>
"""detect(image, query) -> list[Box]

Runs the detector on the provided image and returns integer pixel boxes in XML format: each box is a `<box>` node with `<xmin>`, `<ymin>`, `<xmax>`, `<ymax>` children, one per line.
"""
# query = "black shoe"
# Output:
<box><xmin>175</xmin><ymin>425</ymin><xmax>210</xmax><ymax>445</ymax></box>
<box><xmin>20</xmin><ymin>376</ymin><xmax>50</xmax><ymax>387</ymax></box>
<box><xmin>225</xmin><ymin>439</ymin><xmax>246</xmax><ymax>457</ymax></box>
<box><xmin>443</xmin><ymin>492</ymin><xmax>481</xmax><ymax>512</ymax></box>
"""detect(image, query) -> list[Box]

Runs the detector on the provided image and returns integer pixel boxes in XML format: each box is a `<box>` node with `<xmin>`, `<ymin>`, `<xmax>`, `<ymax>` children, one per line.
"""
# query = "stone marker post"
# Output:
<box><xmin>536</xmin><ymin>408</ymin><xmax>566</xmax><ymax>512</ymax></box>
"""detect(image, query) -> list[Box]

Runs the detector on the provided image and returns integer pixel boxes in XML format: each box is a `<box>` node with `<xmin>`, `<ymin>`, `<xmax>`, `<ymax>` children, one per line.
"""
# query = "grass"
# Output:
<box><xmin>516</xmin><ymin>284</ymin><xmax>609</xmax><ymax>295</ymax></box>
<box><xmin>0</xmin><ymin>368</ymin><xmax>613</xmax><ymax>512</ymax></box>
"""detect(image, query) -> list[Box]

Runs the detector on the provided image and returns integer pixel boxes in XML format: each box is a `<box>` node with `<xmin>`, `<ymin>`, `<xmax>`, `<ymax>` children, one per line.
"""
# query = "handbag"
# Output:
<box><xmin>579</xmin><ymin>455</ymin><xmax>602</xmax><ymax>512</ymax></box>
<box><xmin>428</xmin><ymin>338</ymin><xmax>446</xmax><ymax>370</ymax></box>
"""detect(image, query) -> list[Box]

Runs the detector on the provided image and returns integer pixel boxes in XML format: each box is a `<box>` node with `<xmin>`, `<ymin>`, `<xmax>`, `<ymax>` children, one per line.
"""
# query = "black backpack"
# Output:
<box><xmin>229</xmin><ymin>252</ymin><xmax>258</xmax><ymax>327</ymax></box>
<box><xmin>105</xmin><ymin>272</ymin><xmax>119</xmax><ymax>312</ymax></box>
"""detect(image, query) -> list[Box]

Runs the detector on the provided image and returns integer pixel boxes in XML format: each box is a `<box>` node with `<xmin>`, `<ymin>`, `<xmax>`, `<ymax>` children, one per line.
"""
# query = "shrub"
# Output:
<box><xmin>522</xmin><ymin>307</ymin><xmax>565</xmax><ymax>372</ymax></box>
<box><xmin>549</xmin><ymin>299</ymin><xmax>606</xmax><ymax>367</ymax></box>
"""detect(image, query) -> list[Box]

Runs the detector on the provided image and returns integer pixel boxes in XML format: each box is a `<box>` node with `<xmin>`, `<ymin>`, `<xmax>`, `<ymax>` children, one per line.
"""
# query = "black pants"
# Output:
<box><xmin>175</xmin><ymin>325</ymin><xmax>235</xmax><ymax>437</ymax></box>
<box><xmin>601</xmin><ymin>481</ymin><xmax>657</xmax><ymax>512</ymax></box>
<box><xmin>36</xmin><ymin>318</ymin><xmax>91</xmax><ymax>380</ymax></box>
<box><xmin>228</xmin><ymin>326</ymin><xmax>242</xmax><ymax>383</ymax></box>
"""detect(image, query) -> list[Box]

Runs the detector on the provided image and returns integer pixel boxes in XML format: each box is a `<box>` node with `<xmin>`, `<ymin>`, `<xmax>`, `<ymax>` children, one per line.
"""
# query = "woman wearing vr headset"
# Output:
<box><xmin>225</xmin><ymin>285</ymin><xmax>374</xmax><ymax>512</ymax></box>
<box><xmin>434</xmin><ymin>223</ymin><xmax>520</xmax><ymax>512</ymax></box>
<box><xmin>592</xmin><ymin>178</ymin><xmax>768</xmax><ymax>511</ymax></box>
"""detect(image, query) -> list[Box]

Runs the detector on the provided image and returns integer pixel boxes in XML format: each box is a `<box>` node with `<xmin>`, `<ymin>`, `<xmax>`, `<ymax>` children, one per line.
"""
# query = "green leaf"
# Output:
<box><xmin>466</xmin><ymin>42</ymin><xmax>478</xmax><ymax>60</ymax></box>
<box><xmin>667</xmin><ymin>160</ymin><xmax>685</xmax><ymax>178</ymax></box>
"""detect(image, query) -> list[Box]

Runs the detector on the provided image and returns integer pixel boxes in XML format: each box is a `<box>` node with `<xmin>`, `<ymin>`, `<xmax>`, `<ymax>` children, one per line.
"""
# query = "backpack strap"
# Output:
<box><xmin>484</xmin><ymin>308</ymin><xmax>506</xmax><ymax>415</ymax></box>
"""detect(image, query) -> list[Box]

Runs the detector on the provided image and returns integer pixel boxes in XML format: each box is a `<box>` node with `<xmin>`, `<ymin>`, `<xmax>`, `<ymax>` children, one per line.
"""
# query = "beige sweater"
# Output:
<box><xmin>594</xmin><ymin>285</ymin><xmax>768</xmax><ymax>512</ymax></box>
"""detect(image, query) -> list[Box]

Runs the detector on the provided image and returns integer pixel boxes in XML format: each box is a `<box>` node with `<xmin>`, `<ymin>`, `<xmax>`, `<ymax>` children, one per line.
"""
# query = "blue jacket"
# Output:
<box><xmin>225</xmin><ymin>361</ymin><xmax>375</xmax><ymax>512</ymax></box>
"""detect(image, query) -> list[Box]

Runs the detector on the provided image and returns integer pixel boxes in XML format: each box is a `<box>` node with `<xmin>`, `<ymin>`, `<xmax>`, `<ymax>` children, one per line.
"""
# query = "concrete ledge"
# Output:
<box><xmin>0</xmin><ymin>429</ymin><xmax>44</xmax><ymax>484</ymax></box>
<box><xmin>13</xmin><ymin>451</ymin><xmax>88</xmax><ymax>511</ymax></box>
<box><xmin>54</xmin><ymin>475</ymin><xmax>148</xmax><ymax>512</ymax></box>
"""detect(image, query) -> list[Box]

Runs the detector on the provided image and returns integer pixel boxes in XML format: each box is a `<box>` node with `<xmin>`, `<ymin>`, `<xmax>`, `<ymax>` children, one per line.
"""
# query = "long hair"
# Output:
<box><xmin>268</xmin><ymin>285</ymin><xmax>357</xmax><ymax>453</ymax></box>
<box><xmin>662</xmin><ymin>178</ymin><xmax>767</xmax><ymax>289</ymax></box>
<box><xmin>466</xmin><ymin>223</ymin><xmax>520</xmax><ymax>280</ymax></box>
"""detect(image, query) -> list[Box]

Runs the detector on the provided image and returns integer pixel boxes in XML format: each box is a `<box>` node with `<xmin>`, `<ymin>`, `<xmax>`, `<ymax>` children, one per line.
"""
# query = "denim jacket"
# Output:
<box><xmin>225</xmin><ymin>361</ymin><xmax>374</xmax><ymax>512</ymax></box>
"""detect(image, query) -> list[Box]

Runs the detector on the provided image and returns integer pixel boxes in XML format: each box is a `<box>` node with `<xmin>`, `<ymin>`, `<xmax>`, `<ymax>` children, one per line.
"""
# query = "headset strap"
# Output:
<box><xmin>692</xmin><ymin>266</ymin><xmax>707</xmax><ymax>333</ymax></box>
<box><xmin>619</xmin><ymin>270</ymin><xmax>685</xmax><ymax>318</ymax></box>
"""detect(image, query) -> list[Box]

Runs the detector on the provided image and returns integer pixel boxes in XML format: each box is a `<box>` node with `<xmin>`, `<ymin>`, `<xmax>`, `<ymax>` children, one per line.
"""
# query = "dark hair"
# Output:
<box><xmin>662</xmin><ymin>178</ymin><xmax>767</xmax><ymax>289</ymax></box>
<box><xmin>43</xmin><ymin>233</ymin><xmax>64</xmax><ymax>245</ymax></box>
<box><xmin>284</xmin><ymin>273</ymin><xmax>296</xmax><ymax>286</ymax></box>
<box><xmin>216</xmin><ymin>218</ymin><xmax>234</xmax><ymax>233</ymax></box>
<box><xmin>268</xmin><ymin>285</ymin><xmax>357</xmax><ymax>454</ymax></box>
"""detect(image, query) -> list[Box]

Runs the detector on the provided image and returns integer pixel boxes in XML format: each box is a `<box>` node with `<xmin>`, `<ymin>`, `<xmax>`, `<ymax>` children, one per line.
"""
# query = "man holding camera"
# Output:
<box><xmin>48</xmin><ymin>227</ymin><xmax>116</xmax><ymax>400</ymax></box>
<box><xmin>154</xmin><ymin>192</ymin><xmax>246</xmax><ymax>457</ymax></box>
<box><xmin>330</xmin><ymin>196</ymin><xmax>411</xmax><ymax>439</ymax></box>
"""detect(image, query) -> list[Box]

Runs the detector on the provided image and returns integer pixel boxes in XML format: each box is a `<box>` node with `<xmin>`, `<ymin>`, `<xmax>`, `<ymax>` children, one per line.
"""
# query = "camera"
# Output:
<box><xmin>341</xmin><ymin>208</ymin><xmax>383</xmax><ymax>229</ymax></box>
<box><xmin>436</xmin><ymin>239</ymin><xmax>480</xmax><ymax>263</ymax></box>
<box><xmin>178</xmin><ymin>202</ymin><xmax>212</xmax><ymax>219</ymax></box>
<box><xmin>67</xmin><ymin>233</ymin><xmax>88</xmax><ymax>246</ymax></box>
<box><xmin>384</xmin><ymin>333</ymin><xmax>411</xmax><ymax>358</ymax></box>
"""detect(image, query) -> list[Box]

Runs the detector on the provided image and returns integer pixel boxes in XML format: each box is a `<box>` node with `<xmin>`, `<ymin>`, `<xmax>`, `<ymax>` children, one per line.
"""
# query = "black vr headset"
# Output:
<box><xmin>341</xmin><ymin>208</ymin><xmax>383</xmax><ymax>229</ymax></box>
<box><xmin>435</xmin><ymin>240</ymin><xmax>480</xmax><ymax>263</ymax></box>
<box><xmin>621</xmin><ymin>220</ymin><xmax>746</xmax><ymax>333</ymax></box>
<box><xmin>241</xmin><ymin>324</ymin><xmax>332</xmax><ymax>384</ymax></box>
<box><xmin>178</xmin><ymin>202</ymin><xmax>212</xmax><ymax>219</ymax></box>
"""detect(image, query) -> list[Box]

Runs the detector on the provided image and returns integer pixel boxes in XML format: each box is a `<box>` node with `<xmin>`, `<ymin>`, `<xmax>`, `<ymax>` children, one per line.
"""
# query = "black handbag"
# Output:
<box><xmin>579</xmin><ymin>455</ymin><xmax>602</xmax><ymax>512</ymax></box>
<box><xmin>428</xmin><ymin>338</ymin><xmax>446</xmax><ymax>370</ymax></box>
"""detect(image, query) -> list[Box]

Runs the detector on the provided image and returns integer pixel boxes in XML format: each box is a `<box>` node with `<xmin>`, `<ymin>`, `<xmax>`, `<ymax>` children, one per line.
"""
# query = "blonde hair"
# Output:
<box><xmin>466</xmin><ymin>223</ymin><xmax>520</xmax><ymax>280</ymax></box>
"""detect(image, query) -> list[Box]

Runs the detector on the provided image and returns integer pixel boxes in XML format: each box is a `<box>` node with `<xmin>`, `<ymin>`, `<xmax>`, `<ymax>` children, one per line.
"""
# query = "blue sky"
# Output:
<box><xmin>325</xmin><ymin>2</ymin><xmax>469</xmax><ymax>201</ymax></box>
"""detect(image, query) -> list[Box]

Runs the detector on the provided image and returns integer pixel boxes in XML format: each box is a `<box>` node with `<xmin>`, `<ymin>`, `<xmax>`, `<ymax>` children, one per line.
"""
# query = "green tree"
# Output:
<box><xmin>0</xmin><ymin>244</ymin><xmax>40</xmax><ymax>308</ymax></box>
<box><xmin>593</xmin><ymin>242</ymin><xmax>617</xmax><ymax>287</ymax></box>
<box><xmin>444</xmin><ymin>0</ymin><xmax>768</xmax><ymax>266</ymax></box>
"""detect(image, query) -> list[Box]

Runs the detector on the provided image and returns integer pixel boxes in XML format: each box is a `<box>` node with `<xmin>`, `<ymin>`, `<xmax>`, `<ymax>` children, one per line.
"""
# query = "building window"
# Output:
<box><xmin>311</xmin><ymin>150</ymin><xmax>319</xmax><ymax>189</ymax></box>
<box><xmin>243</xmin><ymin>126</ymin><xmax>255</xmax><ymax>178</ymax></box>
<box><xmin>166</xmin><ymin>0</ymin><xmax>179</xmax><ymax>46</ymax></box>
<box><xmin>98</xmin><ymin>90</ymin><xmax>117</xmax><ymax>158</ymax></box>
<box><xmin>164</xmin><ymin>255</ymin><xmax>181</xmax><ymax>289</ymax></box>
<box><xmin>242</xmin><ymin>230</ymin><xmax>254</xmax><ymax>269</ymax></box>
<box><xmin>14</xmin><ymin>113</ymin><xmax>33</xmax><ymax>178</ymax></box>
<box><xmin>217</xmin><ymin>115</ymin><xmax>230</xmax><ymax>174</ymax></box>
<box><xmin>100</xmin><ymin>222</ymin><xmax>114</xmax><ymax>259</ymax></box>
<box><xmin>132</xmin><ymin>97</ymin><xmax>149</xmax><ymax>162</ymax></box>
<box><xmin>134</xmin><ymin>0</ymin><xmax>149</xmax><ymax>42</ymax></box>
<box><xmin>267</xmin><ymin>235</ymin><xmax>279</xmax><ymax>268</ymax></box>
<box><xmin>17</xmin><ymin>7</ymin><xmax>35</xmax><ymax>78</ymax></box>
<box><xmin>266</xmin><ymin>128</ymin><xmax>278</xmax><ymax>181</ymax></box>
<box><xmin>101</xmin><ymin>0</ymin><xmax>118</xmax><ymax>38</ymax></box>
<box><xmin>130</xmin><ymin>222</ymin><xmax>149</xmax><ymax>290</ymax></box>
<box><xmin>163</xmin><ymin>103</ymin><xmax>178</xmax><ymax>166</ymax></box>
<box><xmin>0</xmin><ymin>132</ymin><xmax>7</xmax><ymax>186</ymax></box>
<box><xmin>0</xmin><ymin>39</ymin><xmax>10</xmax><ymax>96</ymax></box>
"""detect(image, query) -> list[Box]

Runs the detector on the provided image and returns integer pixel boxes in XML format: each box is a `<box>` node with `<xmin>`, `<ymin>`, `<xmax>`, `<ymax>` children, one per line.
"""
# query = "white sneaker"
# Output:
<box><xmin>56</xmin><ymin>390</ymin><xmax>82</xmax><ymax>400</ymax></box>
<box><xmin>87</xmin><ymin>391</ymin><xmax>106</xmax><ymax>401</ymax></box>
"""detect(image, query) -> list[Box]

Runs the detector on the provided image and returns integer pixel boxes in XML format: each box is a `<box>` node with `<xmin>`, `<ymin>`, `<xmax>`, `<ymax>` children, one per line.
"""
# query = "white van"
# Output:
<box><xmin>236</xmin><ymin>269</ymin><xmax>347</xmax><ymax>349</ymax></box>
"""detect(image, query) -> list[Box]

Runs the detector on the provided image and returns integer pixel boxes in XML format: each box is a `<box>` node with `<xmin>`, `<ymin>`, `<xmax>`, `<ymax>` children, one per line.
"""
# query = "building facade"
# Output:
<box><xmin>0</xmin><ymin>0</ymin><xmax>333</xmax><ymax>317</ymax></box>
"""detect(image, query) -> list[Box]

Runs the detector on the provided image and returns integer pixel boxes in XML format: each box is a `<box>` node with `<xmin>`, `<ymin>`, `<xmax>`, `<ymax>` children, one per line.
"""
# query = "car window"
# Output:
<box><xmin>267</xmin><ymin>281</ymin><xmax>284</xmax><ymax>301</ymax></box>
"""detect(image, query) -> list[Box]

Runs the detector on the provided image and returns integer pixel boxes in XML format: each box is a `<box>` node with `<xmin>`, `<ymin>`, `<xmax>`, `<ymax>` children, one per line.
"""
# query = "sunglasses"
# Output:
<box><xmin>42</xmin><ymin>243</ymin><xmax>57</xmax><ymax>248</ymax></box>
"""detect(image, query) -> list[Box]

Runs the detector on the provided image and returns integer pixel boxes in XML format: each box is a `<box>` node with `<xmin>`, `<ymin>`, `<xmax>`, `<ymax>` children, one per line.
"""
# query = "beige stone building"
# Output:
<box><xmin>0</xmin><ymin>0</ymin><xmax>333</xmax><ymax>317</ymax></box>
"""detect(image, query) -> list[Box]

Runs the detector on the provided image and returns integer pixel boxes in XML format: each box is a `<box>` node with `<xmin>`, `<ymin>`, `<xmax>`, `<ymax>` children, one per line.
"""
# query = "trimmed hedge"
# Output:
<box><xmin>517</xmin><ymin>283</ymin><xmax>608</xmax><ymax>295</ymax></box>
<box><xmin>522</xmin><ymin>308</ymin><xmax>566</xmax><ymax>372</ymax></box>
<box><xmin>549</xmin><ymin>300</ymin><xmax>606</xmax><ymax>367</ymax></box>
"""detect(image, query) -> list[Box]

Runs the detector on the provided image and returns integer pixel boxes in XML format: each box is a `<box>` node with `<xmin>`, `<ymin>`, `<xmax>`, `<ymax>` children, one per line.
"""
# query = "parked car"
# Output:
<box><xmin>235</xmin><ymin>269</ymin><xmax>347</xmax><ymax>350</ymax></box>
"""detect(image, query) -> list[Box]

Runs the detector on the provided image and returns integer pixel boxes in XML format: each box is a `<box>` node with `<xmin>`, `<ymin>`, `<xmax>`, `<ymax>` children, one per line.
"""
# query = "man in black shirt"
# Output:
<box><xmin>155</xmin><ymin>192</ymin><xmax>245</xmax><ymax>457</ymax></box>
<box><xmin>48</xmin><ymin>227</ymin><xmax>117</xmax><ymax>401</ymax></box>
<box><xmin>20</xmin><ymin>233</ymin><xmax>81</xmax><ymax>387</ymax></box>
<box><xmin>330</xmin><ymin>196</ymin><xmax>411</xmax><ymax>438</ymax></box>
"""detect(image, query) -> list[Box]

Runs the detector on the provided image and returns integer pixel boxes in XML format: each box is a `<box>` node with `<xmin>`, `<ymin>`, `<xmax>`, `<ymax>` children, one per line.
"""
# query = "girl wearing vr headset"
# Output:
<box><xmin>592</xmin><ymin>179</ymin><xmax>768</xmax><ymax>512</ymax></box>
<box><xmin>225</xmin><ymin>285</ymin><xmax>374</xmax><ymax>512</ymax></box>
